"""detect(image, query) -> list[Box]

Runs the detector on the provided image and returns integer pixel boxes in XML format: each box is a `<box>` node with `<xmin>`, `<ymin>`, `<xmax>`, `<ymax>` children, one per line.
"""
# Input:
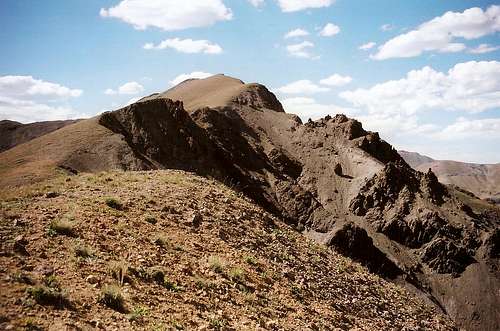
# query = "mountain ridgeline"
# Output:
<box><xmin>1</xmin><ymin>75</ymin><xmax>499</xmax><ymax>330</ymax></box>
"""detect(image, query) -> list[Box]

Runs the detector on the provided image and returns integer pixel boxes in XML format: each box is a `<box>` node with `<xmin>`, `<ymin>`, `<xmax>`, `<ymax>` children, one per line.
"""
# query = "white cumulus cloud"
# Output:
<box><xmin>144</xmin><ymin>38</ymin><xmax>223</xmax><ymax>54</ymax></box>
<box><xmin>248</xmin><ymin>0</ymin><xmax>265</xmax><ymax>8</ymax></box>
<box><xmin>277</xmin><ymin>0</ymin><xmax>335</xmax><ymax>12</ymax></box>
<box><xmin>372</xmin><ymin>5</ymin><xmax>500</xmax><ymax>60</ymax></box>
<box><xmin>339</xmin><ymin>61</ymin><xmax>500</xmax><ymax>115</ymax></box>
<box><xmin>277</xmin><ymin>80</ymin><xmax>330</xmax><ymax>94</ymax></box>
<box><xmin>359</xmin><ymin>42</ymin><xmax>376</xmax><ymax>50</ymax></box>
<box><xmin>284</xmin><ymin>28</ymin><xmax>309</xmax><ymax>39</ymax></box>
<box><xmin>319</xmin><ymin>74</ymin><xmax>352</xmax><ymax>87</ymax></box>
<box><xmin>319</xmin><ymin>23</ymin><xmax>340</xmax><ymax>37</ymax></box>
<box><xmin>434</xmin><ymin>117</ymin><xmax>500</xmax><ymax>140</ymax></box>
<box><xmin>105</xmin><ymin>81</ymin><xmax>144</xmax><ymax>95</ymax></box>
<box><xmin>100</xmin><ymin>0</ymin><xmax>233</xmax><ymax>31</ymax></box>
<box><xmin>468</xmin><ymin>43</ymin><xmax>500</xmax><ymax>54</ymax></box>
<box><xmin>286</xmin><ymin>41</ymin><xmax>316</xmax><ymax>58</ymax></box>
<box><xmin>0</xmin><ymin>75</ymin><xmax>82</xmax><ymax>99</ymax></box>
<box><xmin>0</xmin><ymin>75</ymin><xmax>85</xmax><ymax>123</ymax></box>
<box><xmin>170</xmin><ymin>72</ymin><xmax>214</xmax><ymax>86</ymax></box>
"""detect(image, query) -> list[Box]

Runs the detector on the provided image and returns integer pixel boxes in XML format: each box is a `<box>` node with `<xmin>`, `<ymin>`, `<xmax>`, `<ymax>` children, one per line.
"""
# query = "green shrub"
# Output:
<box><xmin>74</xmin><ymin>243</ymin><xmax>92</xmax><ymax>258</ymax></box>
<box><xmin>170</xmin><ymin>320</ymin><xmax>184</xmax><ymax>330</ymax></box>
<box><xmin>208</xmin><ymin>256</ymin><xmax>225</xmax><ymax>273</ymax></box>
<box><xmin>229</xmin><ymin>267</ymin><xmax>245</xmax><ymax>282</ymax></box>
<box><xmin>148</xmin><ymin>268</ymin><xmax>165</xmax><ymax>285</ymax></box>
<box><xmin>128</xmin><ymin>306</ymin><xmax>148</xmax><ymax>322</ymax></box>
<box><xmin>105</xmin><ymin>197</ymin><xmax>123</xmax><ymax>210</ymax></box>
<box><xmin>194</xmin><ymin>277</ymin><xmax>213</xmax><ymax>290</ymax></box>
<box><xmin>243</xmin><ymin>255</ymin><xmax>257</xmax><ymax>266</ymax></box>
<box><xmin>209</xmin><ymin>317</ymin><xmax>227</xmax><ymax>330</ymax></box>
<box><xmin>100</xmin><ymin>284</ymin><xmax>125</xmax><ymax>312</ymax></box>
<box><xmin>145</xmin><ymin>216</ymin><xmax>157</xmax><ymax>224</ymax></box>
<box><xmin>43</xmin><ymin>275</ymin><xmax>60</xmax><ymax>290</ymax></box>
<box><xmin>164</xmin><ymin>278</ymin><xmax>181</xmax><ymax>292</ymax></box>
<box><xmin>48</xmin><ymin>218</ymin><xmax>75</xmax><ymax>236</ymax></box>
<box><xmin>27</xmin><ymin>285</ymin><xmax>67</xmax><ymax>307</ymax></box>
<box><xmin>153</xmin><ymin>235</ymin><xmax>168</xmax><ymax>248</ymax></box>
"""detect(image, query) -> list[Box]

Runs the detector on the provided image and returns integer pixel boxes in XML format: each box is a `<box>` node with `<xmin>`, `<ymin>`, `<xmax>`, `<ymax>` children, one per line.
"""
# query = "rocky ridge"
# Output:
<box><xmin>0</xmin><ymin>75</ymin><xmax>499</xmax><ymax>330</ymax></box>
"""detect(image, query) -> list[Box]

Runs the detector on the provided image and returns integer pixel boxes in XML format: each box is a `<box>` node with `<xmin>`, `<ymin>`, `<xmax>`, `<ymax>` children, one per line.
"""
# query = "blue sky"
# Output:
<box><xmin>1</xmin><ymin>0</ymin><xmax>500</xmax><ymax>163</ymax></box>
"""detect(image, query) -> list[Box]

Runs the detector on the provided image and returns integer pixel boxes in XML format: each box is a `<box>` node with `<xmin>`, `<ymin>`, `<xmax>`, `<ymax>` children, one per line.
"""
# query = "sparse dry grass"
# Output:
<box><xmin>105</xmin><ymin>197</ymin><xmax>123</xmax><ymax>210</ymax></box>
<box><xmin>208</xmin><ymin>256</ymin><xmax>225</xmax><ymax>273</ymax></box>
<box><xmin>48</xmin><ymin>216</ymin><xmax>76</xmax><ymax>236</ymax></box>
<box><xmin>0</xmin><ymin>170</ymin><xmax>456</xmax><ymax>330</ymax></box>
<box><xmin>100</xmin><ymin>284</ymin><xmax>126</xmax><ymax>312</ymax></box>
<box><xmin>108</xmin><ymin>260</ymin><xmax>129</xmax><ymax>285</ymax></box>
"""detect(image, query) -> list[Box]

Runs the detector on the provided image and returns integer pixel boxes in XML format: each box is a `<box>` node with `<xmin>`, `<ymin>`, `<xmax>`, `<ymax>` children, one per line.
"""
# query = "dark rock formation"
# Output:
<box><xmin>328</xmin><ymin>222</ymin><xmax>403</xmax><ymax>279</ymax></box>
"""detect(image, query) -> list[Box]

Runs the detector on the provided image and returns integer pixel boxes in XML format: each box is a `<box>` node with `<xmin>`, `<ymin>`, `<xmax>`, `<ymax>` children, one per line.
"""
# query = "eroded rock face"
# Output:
<box><xmin>348</xmin><ymin>160</ymin><xmax>482</xmax><ymax>277</ymax></box>
<box><xmin>232</xmin><ymin>83</ymin><xmax>284</xmax><ymax>112</ymax></box>
<box><xmin>484</xmin><ymin>229</ymin><xmax>500</xmax><ymax>258</ymax></box>
<box><xmin>373</xmin><ymin>210</ymin><xmax>446</xmax><ymax>249</ymax></box>
<box><xmin>99</xmin><ymin>99</ymin><xmax>219</xmax><ymax>174</ymax></box>
<box><xmin>350</xmin><ymin>161</ymin><xmax>420</xmax><ymax>216</ymax></box>
<box><xmin>420</xmin><ymin>238</ymin><xmax>475</xmax><ymax>275</ymax></box>
<box><xmin>327</xmin><ymin>222</ymin><xmax>403</xmax><ymax>279</ymax></box>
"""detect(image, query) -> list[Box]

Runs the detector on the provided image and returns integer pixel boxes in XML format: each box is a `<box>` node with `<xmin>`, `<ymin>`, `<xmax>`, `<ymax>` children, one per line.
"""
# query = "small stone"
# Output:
<box><xmin>334</xmin><ymin>163</ymin><xmax>343</xmax><ymax>176</ymax></box>
<box><xmin>35</xmin><ymin>265</ymin><xmax>54</xmax><ymax>276</ymax></box>
<box><xmin>45</xmin><ymin>191</ymin><xmax>59</xmax><ymax>198</ymax></box>
<box><xmin>190</xmin><ymin>213</ymin><xmax>203</xmax><ymax>227</ymax></box>
<box><xmin>13</xmin><ymin>235</ymin><xmax>29</xmax><ymax>255</ymax></box>
<box><xmin>86</xmin><ymin>275</ymin><xmax>98</xmax><ymax>284</ymax></box>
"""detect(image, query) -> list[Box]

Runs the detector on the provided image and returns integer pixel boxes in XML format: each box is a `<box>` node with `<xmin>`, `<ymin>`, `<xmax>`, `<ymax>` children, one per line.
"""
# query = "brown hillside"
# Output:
<box><xmin>0</xmin><ymin>170</ymin><xmax>454</xmax><ymax>330</ymax></box>
<box><xmin>0</xmin><ymin>119</ymin><xmax>79</xmax><ymax>153</ymax></box>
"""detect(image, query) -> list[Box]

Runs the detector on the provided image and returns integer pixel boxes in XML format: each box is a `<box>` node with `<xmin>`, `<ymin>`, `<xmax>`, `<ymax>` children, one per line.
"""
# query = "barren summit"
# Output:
<box><xmin>142</xmin><ymin>74</ymin><xmax>285</xmax><ymax>112</ymax></box>
<box><xmin>1</xmin><ymin>75</ymin><xmax>499</xmax><ymax>330</ymax></box>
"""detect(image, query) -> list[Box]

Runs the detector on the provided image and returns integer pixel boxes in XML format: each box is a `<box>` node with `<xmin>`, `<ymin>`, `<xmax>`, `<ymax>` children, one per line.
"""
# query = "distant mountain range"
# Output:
<box><xmin>399</xmin><ymin>150</ymin><xmax>500</xmax><ymax>205</ymax></box>
<box><xmin>0</xmin><ymin>119</ymin><xmax>79</xmax><ymax>153</ymax></box>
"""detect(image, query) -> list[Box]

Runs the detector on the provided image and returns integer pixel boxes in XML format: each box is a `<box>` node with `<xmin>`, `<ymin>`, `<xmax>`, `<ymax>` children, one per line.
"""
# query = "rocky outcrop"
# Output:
<box><xmin>327</xmin><ymin>222</ymin><xmax>403</xmax><ymax>279</ymax></box>
<box><xmin>420</xmin><ymin>238</ymin><xmax>475</xmax><ymax>275</ymax></box>
<box><xmin>232</xmin><ymin>83</ymin><xmax>285</xmax><ymax>112</ymax></box>
<box><xmin>98</xmin><ymin>99</ymin><xmax>219</xmax><ymax>175</ymax></box>
<box><xmin>374</xmin><ymin>210</ymin><xmax>446</xmax><ymax>248</ymax></box>
<box><xmin>93</xmin><ymin>85</ymin><xmax>500</xmax><ymax>330</ymax></box>
<box><xmin>349</xmin><ymin>161</ymin><xmax>479</xmax><ymax>274</ymax></box>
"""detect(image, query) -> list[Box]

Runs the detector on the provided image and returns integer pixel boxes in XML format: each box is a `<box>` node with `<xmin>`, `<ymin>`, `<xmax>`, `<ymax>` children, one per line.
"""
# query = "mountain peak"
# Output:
<box><xmin>142</xmin><ymin>74</ymin><xmax>284</xmax><ymax>113</ymax></box>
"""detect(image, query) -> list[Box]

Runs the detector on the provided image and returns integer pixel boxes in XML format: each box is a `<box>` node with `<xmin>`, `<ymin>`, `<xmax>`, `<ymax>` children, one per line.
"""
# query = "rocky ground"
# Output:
<box><xmin>0</xmin><ymin>170</ymin><xmax>455</xmax><ymax>330</ymax></box>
